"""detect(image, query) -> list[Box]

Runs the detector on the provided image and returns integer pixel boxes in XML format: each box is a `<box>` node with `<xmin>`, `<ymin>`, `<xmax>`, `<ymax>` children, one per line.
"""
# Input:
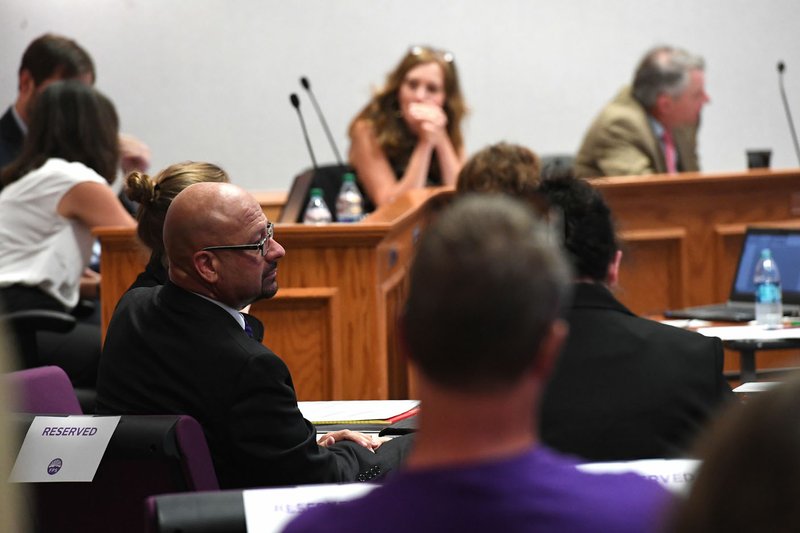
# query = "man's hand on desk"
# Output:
<box><xmin>317</xmin><ymin>430</ymin><xmax>391</xmax><ymax>452</ymax></box>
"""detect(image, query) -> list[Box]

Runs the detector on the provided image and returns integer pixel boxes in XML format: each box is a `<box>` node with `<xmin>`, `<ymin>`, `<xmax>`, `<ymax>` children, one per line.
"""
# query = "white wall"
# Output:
<box><xmin>1</xmin><ymin>0</ymin><xmax>798</xmax><ymax>191</ymax></box>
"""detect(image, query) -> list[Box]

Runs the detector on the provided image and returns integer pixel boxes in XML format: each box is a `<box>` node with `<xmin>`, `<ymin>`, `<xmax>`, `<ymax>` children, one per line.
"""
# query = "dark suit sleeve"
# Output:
<box><xmin>225</xmin><ymin>349</ymin><xmax>408</xmax><ymax>487</ymax></box>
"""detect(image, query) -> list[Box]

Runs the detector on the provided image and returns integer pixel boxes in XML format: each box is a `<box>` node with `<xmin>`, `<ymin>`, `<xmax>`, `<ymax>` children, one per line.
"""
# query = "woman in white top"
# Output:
<box><xmin>0</xmin><ymin>80</ymin><xmax>135</xmax><ymax>386</ymax></box>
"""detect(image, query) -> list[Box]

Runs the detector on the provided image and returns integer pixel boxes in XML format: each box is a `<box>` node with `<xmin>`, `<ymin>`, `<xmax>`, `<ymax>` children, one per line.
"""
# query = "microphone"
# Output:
<box><xmin>300</xmin><ymin>76</ymin><xmax>344</xmax><ymax>166</ymax></box>
<box><xmin>289</xmin><ymin>93</ymin><xmax>318</xmax><ymax>170</ymax></box>
<box><xmin>777</xmin><ymin>61</ymin><xmax>800</xmax><ymax>165</ymax></box>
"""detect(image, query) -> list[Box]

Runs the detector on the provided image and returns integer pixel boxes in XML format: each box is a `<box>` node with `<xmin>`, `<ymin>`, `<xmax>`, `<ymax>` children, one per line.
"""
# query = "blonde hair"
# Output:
<box><xmin>126</xmin><ymin>162</ymin><xmax>230</xmax><ymax>259</ymax></box>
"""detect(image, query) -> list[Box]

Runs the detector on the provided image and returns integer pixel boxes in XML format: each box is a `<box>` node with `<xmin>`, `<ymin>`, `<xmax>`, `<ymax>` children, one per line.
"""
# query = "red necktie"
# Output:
<box><xmin>662</xmin><ymin>129</ymin><xmax>677</xmax><ymax>174</ymax></box>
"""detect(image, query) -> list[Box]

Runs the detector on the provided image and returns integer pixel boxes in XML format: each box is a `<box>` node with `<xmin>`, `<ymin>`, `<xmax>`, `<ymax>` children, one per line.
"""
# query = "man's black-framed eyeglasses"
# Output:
<box><xmin>201</xmin><ymin>222</ymin><xmax>274</xmax><ymax>257</ymax></box>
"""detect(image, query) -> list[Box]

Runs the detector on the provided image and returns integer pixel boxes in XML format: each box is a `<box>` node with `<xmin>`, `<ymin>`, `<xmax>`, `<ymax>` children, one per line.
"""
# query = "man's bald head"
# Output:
<box><xmin>164</xmin><ymin>182</ymin><xmax>270</xmax><ymax>296</ymax></box>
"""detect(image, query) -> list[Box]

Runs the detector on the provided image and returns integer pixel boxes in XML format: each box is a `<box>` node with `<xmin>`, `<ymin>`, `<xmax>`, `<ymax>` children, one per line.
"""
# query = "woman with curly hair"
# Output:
<box><xmin>348</xmin><ymin>46</ymin><xmax>467</xmax><ymax>207</ymax></box>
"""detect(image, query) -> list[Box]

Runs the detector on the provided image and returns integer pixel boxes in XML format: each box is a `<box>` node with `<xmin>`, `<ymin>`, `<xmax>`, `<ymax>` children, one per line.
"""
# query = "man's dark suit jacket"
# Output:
<box><xmin>0</xmin><ymin>106</ymin><xmax>24</xmax><ymax>170</ymax></box>
<box><xmin>96</xmin><ymin>282</ymin><xmax>408</xmax><ymax>488</ymax></box>
<box><xmin>541</xmin><ymin>282</ymin><xmax>732</xmax><ymax>461</ymax></box>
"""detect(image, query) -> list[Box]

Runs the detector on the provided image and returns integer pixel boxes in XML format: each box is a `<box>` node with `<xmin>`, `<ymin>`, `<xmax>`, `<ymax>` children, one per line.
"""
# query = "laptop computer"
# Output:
<box><xmin>664</xmin><ymin>227</ymin><xmax>800</xmax><ymax>322</ymax></box>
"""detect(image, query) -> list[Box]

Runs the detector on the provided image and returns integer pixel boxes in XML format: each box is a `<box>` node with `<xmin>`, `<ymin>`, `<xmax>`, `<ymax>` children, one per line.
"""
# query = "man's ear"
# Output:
<box><xmin>18</xmin><ymin>69</ymin><xmax>34</xmax><ymax>94</ymax></box>
<box><xmin>652</xmin><ymin>93</ymin><xmax>674</xmax><ymax>125</ymax></box>
<box><xmin>531</xmin><ymin>319</ymin><xmax>568</xmax><ymax>381</ymax></box>
<box><xmin>193</xmin><ymin>251</ymin><xmax>219</xmax><ymax>284</ymax></box>
<box><xmin>607</xmin><ymin>249</ymin><xmax>623</xmax><ymax>287</ymax></box>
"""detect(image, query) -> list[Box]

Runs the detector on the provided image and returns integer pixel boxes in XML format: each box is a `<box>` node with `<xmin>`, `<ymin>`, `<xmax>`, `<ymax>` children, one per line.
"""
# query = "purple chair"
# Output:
<box><xmin>12</xmin><ymin>413</ymin><xmax>219</xmax><ymax>533</ymax></box>
<box><xmin>4</xmin><ymin>365</ymin><xmax>82</xmax><ymax>414</ymax></box>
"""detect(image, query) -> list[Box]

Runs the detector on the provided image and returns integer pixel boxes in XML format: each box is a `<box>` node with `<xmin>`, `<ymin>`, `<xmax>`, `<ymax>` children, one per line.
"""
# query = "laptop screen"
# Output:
<box><xmin>732</xmin><ymin>228</ymin><xmax>800</xmax><ymax>303</ymax></box>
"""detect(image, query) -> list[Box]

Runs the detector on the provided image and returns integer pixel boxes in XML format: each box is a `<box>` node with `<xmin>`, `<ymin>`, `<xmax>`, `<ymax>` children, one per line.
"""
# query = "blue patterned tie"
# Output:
<box><xmin>243</xmin><ymin>317</ymin><xmax>254</xmax><ymax>338</ymax></box>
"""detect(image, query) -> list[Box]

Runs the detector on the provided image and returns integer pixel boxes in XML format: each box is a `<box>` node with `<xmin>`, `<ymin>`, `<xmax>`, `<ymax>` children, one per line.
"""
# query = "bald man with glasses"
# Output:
<box><xmin>97</xmin><ymin>180</ymin><xmax>410</xmax><ymax>489</ymax></box>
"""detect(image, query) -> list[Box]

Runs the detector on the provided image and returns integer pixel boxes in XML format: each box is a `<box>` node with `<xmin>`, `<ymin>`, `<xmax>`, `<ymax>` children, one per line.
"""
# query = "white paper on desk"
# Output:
<box><xmin>297</xmin><ymin>400</ymin><xmax>419</xmax><ymax>422</ymax></box>
<box><xmin>577</xmin><ymin>459</ymin><xmax>701</xmax><ymax>495</ymax></box>
<box><xmin>696</xmin><ymin>325</ymin><xmax>800</xmax><ymax>341</ymax></box>
<box><xmin>243</xmin><ymin>483</ymin><xmax>378</xmax><ymax>532</ymax></box>
<box><xmin>733</xmin><ymin>381</ymin><xmax>782</xmax><ymax>393</ymax></box>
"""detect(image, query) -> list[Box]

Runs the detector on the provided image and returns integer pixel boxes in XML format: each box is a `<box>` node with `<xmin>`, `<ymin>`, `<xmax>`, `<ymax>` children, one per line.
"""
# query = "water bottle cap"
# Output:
<box><xmin>310</xmin><ymin>188</ymin><xmax>323</xmax><ymax>197</ymax></box>
<box><xmin>343</xmin><ymin>172</ymin><xmax>356</xmax><ymax>182</ymax></box>
<box><xmin>761</xmin><ymin>248</ymin><xmax>772</xmax><ymax>258</ymax></box>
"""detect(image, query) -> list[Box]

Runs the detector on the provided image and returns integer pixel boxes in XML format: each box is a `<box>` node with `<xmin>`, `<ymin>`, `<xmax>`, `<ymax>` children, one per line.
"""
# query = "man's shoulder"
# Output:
<box><xmin>571</xmin><ymin>288</ymin><xmax>719</xmax><ymax>354</ymax></box>
<box><xmin>0</xmin><ymin>106</ymin><xmax>21</xmax><ymax>139</ymax></box>
<box><xmin>0</xmin><ymin>107</ymin><xmax>24</xmax><ymax>169</ymax></box>
<box><xmin>629</xmin><ymin>312</ymin><xmax>718</xmax><ymax>347</ymax></box>
<box><xmin>592</xmin><ymin>88</ymin><xmax>650</xmax><ymax>135</ymax></box>
<box><xmin>284</xmin><ymin>447</ymin><xmax>670</xmax><ymax>533</ymax></box>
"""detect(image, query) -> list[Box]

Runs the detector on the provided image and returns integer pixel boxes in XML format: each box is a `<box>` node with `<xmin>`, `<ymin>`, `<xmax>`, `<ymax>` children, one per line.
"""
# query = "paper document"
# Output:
<box><xmin>733</xmin><ymin>382</ymin><xmax>781</xmax><ymax>393</ymax></box>
<box><xmin>578</xmin><ymin>458</ymin><xmax>701</xmax><ymax>495</ymax></box>
<box><xmin>696</xmin><ymin>325</ymin><xmax>800</xmax><ymax>341</ymax></box>
<box><xmin>297</xmin><ymin>400</ymin><xmax>419</xmax><ymax>423</ymax></box>
<box><xmin>244</xmin><ymin>483</ymin><xmax>377</xmax><ymax>532</ymax></box>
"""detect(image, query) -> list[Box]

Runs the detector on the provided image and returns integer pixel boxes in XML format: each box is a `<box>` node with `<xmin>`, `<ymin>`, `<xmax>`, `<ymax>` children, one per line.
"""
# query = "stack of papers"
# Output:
<box><xmin>297</xmin><ymin>400</ymin><xmax>419</xmax><ymax>425</ymax></box>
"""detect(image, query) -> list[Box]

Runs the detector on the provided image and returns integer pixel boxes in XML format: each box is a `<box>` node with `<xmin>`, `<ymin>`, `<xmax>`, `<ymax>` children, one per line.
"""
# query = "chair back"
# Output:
<box><xmin>146</xmin><ymin>490</ymin><xmax>246</xmax><ymax>533</ymax></box>
<box><xmin>0</xmin><ymin>309</ymin><xmax>76</xmax><ymax>369</ymax></box>
<box><xmin>12</xmin><ymin>413</ymin><xmax>219</xmax><ymax>533</ymax></box>
<box><xmin>4</xmin><ymin>365</ymin><xmax>82</xmax><ymax>414</ymax></box>
<box><xmin>279</xmin><ymin>164</ymin><xmax>371</xmax><ymax>223</ymax></box>
<box><xmin>539</xmin><ymin>153</ymin><xmax>576</xmax><ymax>179</ymax></box>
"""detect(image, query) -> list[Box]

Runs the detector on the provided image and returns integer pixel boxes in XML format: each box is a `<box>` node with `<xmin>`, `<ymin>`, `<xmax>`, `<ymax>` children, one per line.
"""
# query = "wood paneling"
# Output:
<box><xmin>249</xmin><ymin>288</ymin><xmax>339</xmax><ymax>401</ymax></box>
<box><xmin>595</xmin><ymin>169</ymin><xmax>800</xmax><ymax>315</ymax></box>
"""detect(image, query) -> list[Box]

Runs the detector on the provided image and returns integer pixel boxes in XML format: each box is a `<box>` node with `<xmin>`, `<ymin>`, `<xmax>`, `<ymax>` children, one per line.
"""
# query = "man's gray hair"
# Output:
<box><xmin>632</xmin><ymin>46</ymin><xmax>705</xmax><ymax>109</ymax></box>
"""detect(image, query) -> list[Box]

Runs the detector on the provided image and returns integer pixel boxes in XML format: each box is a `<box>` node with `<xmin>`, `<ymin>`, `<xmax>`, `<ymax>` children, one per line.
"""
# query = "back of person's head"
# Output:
<box><xmin>1</xmin><ymin>80</ymin><xmax>119</xmax><ymax>187</ymax></box>
<box><xmin>403</xmin><ymin>194</ymin><xmax>571</xmax><ymax>393</ymax></box>
<box><xmin>632</xmin><ymin>45</ymin><xmax>705</xmax><ymax>109</ymax></box>
<box><xmin>20</xmin><ymin>33</ymin><xmax>95</xmax><ymax>86</ymax></box>
<box><xmin>538</xmin><ymin>175</ymin><xmax>618</xmax><ymax>282</ymax></box>
<box><xmin>126</xmin><ymin>162</ymin><xmax>231</xmax><ymax>260</ymax></box>
<box><xmin>352</xmin><ymin>45</ymin><xmax>466</xmax><ymax>154</ymax></box>
<box><xmin>456</xmin><ymin>142</ymin><xmax>541</xmax><ymax>197</ymax></box>
<box><xmin>668</xmin><ymin>378</ymin><xmax>800</xmax><ymax>533</ymax></box>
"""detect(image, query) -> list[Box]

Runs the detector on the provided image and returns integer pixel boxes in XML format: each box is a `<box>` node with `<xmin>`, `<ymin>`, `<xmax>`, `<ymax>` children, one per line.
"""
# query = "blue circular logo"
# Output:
<box><xmin>47</xmin><ymin>458</ymin><xmax>63</xmax><ymax>475</ymax></box>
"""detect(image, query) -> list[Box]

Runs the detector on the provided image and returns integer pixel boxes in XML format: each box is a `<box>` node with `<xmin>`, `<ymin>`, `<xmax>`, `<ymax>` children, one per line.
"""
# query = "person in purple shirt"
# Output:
<box><xmin>284</xmin><ymin>194</ymin><xmax>672</xmax><ymax>533</ymax></box>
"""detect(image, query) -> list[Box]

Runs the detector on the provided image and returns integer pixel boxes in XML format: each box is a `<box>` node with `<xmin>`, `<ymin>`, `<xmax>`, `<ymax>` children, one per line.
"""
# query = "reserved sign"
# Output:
<box><xmin>9</xmin><ymin>416</ymin><xmax>120</xmax><ymax>483</ymax></box>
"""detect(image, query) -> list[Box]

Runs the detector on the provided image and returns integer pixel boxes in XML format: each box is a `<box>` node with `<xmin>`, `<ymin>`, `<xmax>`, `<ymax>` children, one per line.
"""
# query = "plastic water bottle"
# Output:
<box><xmin>335</xmin><ymin>173</ymin><xmax>364</xmax><ymax>223</ymax></box>
<box><xmin>754</xmin><ymin>248</ymin><xmax>782</xmax><ymax>328</ymax></box>
<box><xmin>303</xmin><ymin>188</ymin><xmax>332</xmax><ymax>225</ymax></box>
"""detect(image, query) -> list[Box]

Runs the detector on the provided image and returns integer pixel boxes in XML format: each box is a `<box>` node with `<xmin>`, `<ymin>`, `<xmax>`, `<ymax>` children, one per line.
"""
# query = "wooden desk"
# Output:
<box><xmin>95</xmin><ymin>188</ymin><xmax>451</xmax><ymax>402</ymax></box>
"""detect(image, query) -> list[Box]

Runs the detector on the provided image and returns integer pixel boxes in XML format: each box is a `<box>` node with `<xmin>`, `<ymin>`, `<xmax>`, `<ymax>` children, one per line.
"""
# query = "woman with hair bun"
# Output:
<box><xmin>348</xmin><ymin>46</ymin><xmax>467</xmax><ymax>207</ymax></box>
<box><xmin>125</xmin><ymin>161</ymin><xmax>230</xmax><ymax>289</ymax></box>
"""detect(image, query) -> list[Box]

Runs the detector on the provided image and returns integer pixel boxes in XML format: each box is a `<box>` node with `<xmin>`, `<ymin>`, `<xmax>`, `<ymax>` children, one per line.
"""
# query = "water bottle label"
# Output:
<box><xmin>756</xmin><ymin>282</ymin><xmax>781</xmax><ymax>303</ymax></box>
